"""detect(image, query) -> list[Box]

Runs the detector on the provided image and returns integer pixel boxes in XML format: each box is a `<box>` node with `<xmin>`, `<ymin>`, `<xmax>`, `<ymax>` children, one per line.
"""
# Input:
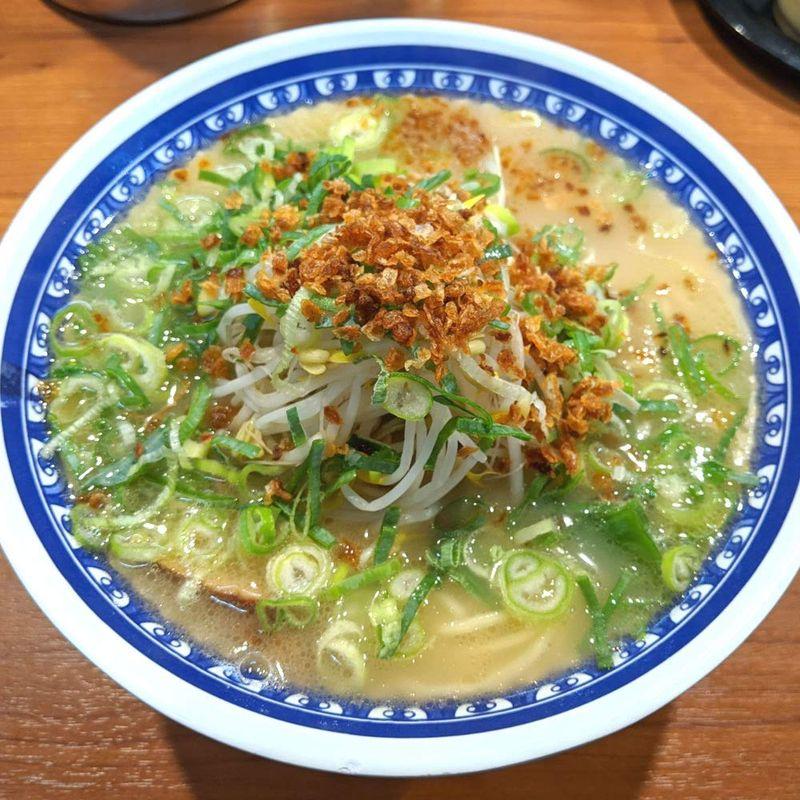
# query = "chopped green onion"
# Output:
<box><xmin>305</xmin><ymin>183</ymin><xmax>328</xmax><ymax>216</ymax></box>
<box><xmin>190</xmin><ymin>457</ymin><xmax>241</xmax><ymax>484</ymax></box>
<box><xmin>306</xmin><ymin>440</ymin><xmax>325</xmax><ymax>527</ymax></box>
<box><xmin>345</xmin><ymin>435</ymin><xmax>402</xmax><ymax>474</ymax></box>
<box><xmin>266</xmin><ymin>543</ymin><xmax>331</xmax><ymax>597</ymax></box>
<box><xmin>415</xmin><ymin>170</ymin><xmax>451</xmax><ymax>192</ymax></box>
<box><xmin>540</xmin><ymin>147</ymin><xmax>591</xmax><ymax>180</ymax></box>
<box><xmin>97</xmin><ymin>333</ymin><xmax>166</xmax><ymax>400</ymax></box>
<box><xmin>613</xmin><ymin>169</ymin><xmax>648</xmax><ymax>203</ymax></box>
<box><xmin>256</xmin><ymin>596</ymin><xmax>319</xmax><ymax>632</ymax></box>
<box><xmin>309</xmin><ymin>525</ymin><xmax>337</xmax><ymax>549</ymax></box>
<box><xmin>146</xmin><ymin>467</ymin><xmax>238</xmax><ymax>507</ymax></box>
<box><xmin>430</xmin><ymin>537</ymin><xmax>463</xmax><ymax>570</ymax></box>
<box><xmin>243</xmin><ymin>284</ymin><xmax>289</xmax><ymax>317</ymax></box>
<box><xmin>379</xmin><ymin>569</ymin><xmax>440</xmax><ymax>658</ymax></box>
<box><xmin>179</xmin><ymin>381</ymin><xmax>212</xmax><ymax>443</ymax></box>
<box><xmin>382</xmin><ymin>375</ymin><xmax>433</xmax><ymax>421</ymax></box>
<box><xmin>488</xmin><ymin>319</ymin><xmax>511</xmax><ymax>331</ymax></box>
<box><xmin>577</xmin><ymin>573</ymin><xmax>631</xmax><ymax>669</ymax></box>
<box><xmin>661</xmin><ymin>544</ymin><xmax>701</xmax><ymax>592</ymax></box>
<box><xmin>425</xmin><ymin>415</ymin><xmax>530</xmax><ymax>471</ymax></box>
<box><xmin>620</xmin><ymin>276</ymin><xmax>652</xmax><ymax>309</ymax></box>
<box><xmin>158</xmin><ymin>198</ymin><xmax>188</xmax><ymax>225</ymax></box>
<box><xmin>239</xmin><ymin>505</ymin><xmax>280</xmax><ymax>555</ymax></box>
<box><xmin>587</xmin><ymin>499</ymin><xmax>660</xmax><ymax>568</ymax></box>
<box><xmin>512</xmin><ymin>517</ymin><xmax>557</xmax><ymax>545</ymax></box>
<box><xmin>434</xmin><ymin>498</ymin><xmax>485</xmax><ymax>535</ymax></box>
<box><xmin>462</xmin><ymin>170</ymin><xmax>501</xmax><ymax>199</ymax></box>
<box><xmin>307</xmin><ymin>151</ymin><xmax>352</xmax><ymax>190</ymax></box>
<box><xmin>49</xmin><ymin>303</ymin><xmax>98</xmax><ymax>358</ymax></box>
<box><xmin>211</xmin><ymin>433</ymin><xmax>263</xmax><ymax>460</ymax></box>
<box><xmin>447</xmin><ymin>566</ymin><xmax>502</xmax><ymax>609</ymax></box>
<box><xmin>329</xmin><ymin>108</ymin><xmax>389</xmax><ymax>151</ymax></box>
<box><xmin>713</xmin><ymin>408</ymin><xmax>746</xmax><ymax>461</ymax></box>
<box><xmin>374</xmin><ymin>506</ymin><xmax>400</xmax><ymax>564</ymax></box>
<box><xmin>638</xmin><ymin>398</ymin><xmax>681</xmax><ymax>416</ymax></box>
<box><xmin>241</xmin><ymin>313</ymin><xmax>263</xmax><ymax>343</ymax></box>
<box><xmin>396</xmin><ymin>170</ymin><xmax>452</xmax><ymax>208</ymax></box>
<box><xmin>108</xmin><ymin>531</ymin><xmax>165</xmax><ymax>564</ymax></box>
<box><xmin>440</xmin><ymin>372</ymin><xmax>460</xmax><ymax>394</ymax></box>
<box><xmin>480</xmin><ymin>241</ymin><xmax>513</xmax><ymax>262</ymax></box>
<box><xmin>323</xmin><ymin>558</ymin><xmax>402</xmax><ymax>599</ymax></box>
<box><xmin>372</xmin><ymin>364</ymin><xmax>526</xmax><ymax>438</ymax></box>
<box><xmin>497</xmin><ymin>550</ymin><xmax>572</xmax><ymax>621</ymax></box>
<box><xmin>690</xmin><ymin>333</ymin><xmax>742</xmax><ymax>376</ymax></box>
<box><xmin>198</xmin><ymin>169</ymin><xmax>234</xmax><ymax>187</ymax></box>
<box><xmin>285</xmin><ymin>224</ymin><xmax>336</xmax><ymax>262</ymax></box>
<box><xmin>665</xmin><ymin>320</ymin><xmax>707</xmax><ymax>398</ymax></box>
<box><xmin>239</xmin><ymin>462</ymin><xmax>283</xmax><ymax>495</ymax></box>
<box><xmin>353</xmin><ymin>157</ymin><xmax>397</xmax><ymax>178</ymax></box>
<box><xmin>483</xmin><ymin>204</ymin><xmax>519</xmax><ymax>236</ymax></box>
<box><xmin>104</xmin><ymin>355</ymin><xmax>149</xmax><ymax>409</ymax></box>
<box><xmin>286</xmin><ymin>407</ymin><xmax>307</xmax><ymax>447</ymax></box>
<box><xmin>533</xmin><ymin>224</ymin><xmax>584</xmax><ymax>266</ymax></box>
<box><xmin>324</xmin><ymin>469</ymin><xmax>357</xmax><ymax>499</ymax></box>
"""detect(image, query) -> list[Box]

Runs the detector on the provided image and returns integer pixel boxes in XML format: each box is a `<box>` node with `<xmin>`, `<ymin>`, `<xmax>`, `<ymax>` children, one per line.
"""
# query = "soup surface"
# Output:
<box><xmin>43</xmin><ymin>96</ymin><xmax>756</xmax><ymax>701</ymax></box>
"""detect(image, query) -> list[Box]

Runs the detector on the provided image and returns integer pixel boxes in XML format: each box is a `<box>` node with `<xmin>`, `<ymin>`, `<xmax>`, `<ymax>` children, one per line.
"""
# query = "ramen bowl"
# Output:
<box><xmin>1</xmin><ymin>19</ymin><xmax>799</xmax><ymax>776</ymax></box>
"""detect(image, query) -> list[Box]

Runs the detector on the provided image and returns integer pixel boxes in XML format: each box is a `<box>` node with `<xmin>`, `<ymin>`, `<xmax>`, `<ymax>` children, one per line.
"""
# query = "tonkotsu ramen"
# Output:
<box><xmin>41</xmin><ymin>95</ymin><xmax>756</xmax><ymax>700</ymax></box>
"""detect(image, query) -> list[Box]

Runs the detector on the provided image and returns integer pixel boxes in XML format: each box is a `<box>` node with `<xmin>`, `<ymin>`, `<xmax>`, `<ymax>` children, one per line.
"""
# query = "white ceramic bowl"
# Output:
<box><xmin>1</xmin><ymin>19</ymin><xmax>799</xmax><ymax>776</ymax></box>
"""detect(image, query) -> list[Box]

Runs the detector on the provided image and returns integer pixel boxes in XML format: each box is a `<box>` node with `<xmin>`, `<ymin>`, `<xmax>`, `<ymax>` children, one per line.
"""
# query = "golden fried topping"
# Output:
<box><xmin>256</xmin><ymin>179</ymin><xmax>506</xmax><ymax>369</ymax></box>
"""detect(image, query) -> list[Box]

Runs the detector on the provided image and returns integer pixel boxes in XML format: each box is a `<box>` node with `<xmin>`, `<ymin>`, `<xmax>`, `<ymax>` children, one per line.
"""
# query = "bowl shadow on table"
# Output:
<box><xmin>43</xmin><ymin>0</ymin><xmax>422</xmax><ymax>76</ymax></box>
<box><xmin>164</xmin><ymin>704</ymin><xmax>671</xmax><ymax>799</ymax></box>
<box><xmin>669</xmin><ymin>0</ymin><xmax>800</xmax><ymax>106</ymax></box>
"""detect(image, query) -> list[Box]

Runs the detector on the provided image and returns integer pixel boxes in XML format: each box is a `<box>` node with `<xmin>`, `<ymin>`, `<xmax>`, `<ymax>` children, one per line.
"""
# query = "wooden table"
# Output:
<box><xmin>2</xmin><ymin>1</ymin><xmax>799</xmax><ymax>797</ymax></box>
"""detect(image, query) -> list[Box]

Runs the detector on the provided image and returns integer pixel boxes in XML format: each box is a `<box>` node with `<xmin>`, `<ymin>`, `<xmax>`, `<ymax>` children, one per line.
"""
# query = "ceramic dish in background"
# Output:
<box><xmin>49</xmin><ymin>0</ymin><xmax>242</xmax><ymax>24</ymax></box>
<box><xmin>1</xmin><ymin>19</ymin><xmax>799</xmax><ymax>776</ymax></box>
<box><xmin>701</xmin><ymin>0</ymin><xmax>800</xmax><ymax>74</ymax></box>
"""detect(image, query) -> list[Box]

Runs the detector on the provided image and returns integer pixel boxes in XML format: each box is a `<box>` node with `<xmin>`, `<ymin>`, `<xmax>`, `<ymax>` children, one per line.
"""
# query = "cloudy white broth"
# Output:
<box><xmin>43</xmin><ymin>96</ymin><xmax>756</xmax><ymax>700</ymax></box>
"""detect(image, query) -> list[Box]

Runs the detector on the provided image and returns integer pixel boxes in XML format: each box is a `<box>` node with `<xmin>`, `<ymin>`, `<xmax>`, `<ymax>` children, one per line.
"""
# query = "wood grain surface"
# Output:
<box><xmin>1</xmin><ymin>1</ymin><xmax>799</xmax><ymax>797</ymax></box>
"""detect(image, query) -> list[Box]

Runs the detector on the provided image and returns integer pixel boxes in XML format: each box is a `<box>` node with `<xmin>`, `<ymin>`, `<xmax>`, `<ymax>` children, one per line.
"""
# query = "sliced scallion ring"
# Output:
<box><xmin>239</xmin><ymin>505</ymin><xmax>281</xmax><ymax>556</ymax></box>
<box><xmin>266</xmin><ymin>543</ymin><xmax>332</xmax><ymax>597</ymax></box>
<box><xmin>109</xmin><ymin>531</ymin><xmax>167</xmax><ymax>564</ymax></box>
<box><xmin>70</xmin><ymin>505</ymin><xmax>108</xmax><ymax>551</ymax></box>
<box><xmin>690</xmin><ymin>334</ymin><xmax>742</xmax><ymax>376</ymax></box>
<box><xmin>98</xmin><ymin>332</ymin><xmax>167</xmax><ymax>400</ymax></box>
<box><xmin>463</xmin><ymin>530</ymin><xmax>494</xmax><ymax>580</ymax></box>
<box><xmin>612</xmin><ymin>169</ymin><xmax>647</xmax><ymax>203</ymax></box>
<box><xmin>369</xmin><ymin>593</ymin><xmax>426</xmax><ymax>659</ymax></box>
<box><xmin>540</xmin><ymin>147</ymin><xmax>591</xmax><ymax>180</ymax></box>
<box><xmin>316</xmin><ymin>635</ymin><xmax>366</xmax><ymax>690</ymax></box>
<box><xmin>329</xmin><ymin>108</ymin><xmax>389</xmax><ymax>152</ymax></box>
<box><xmin>661</xmin><ymin>544</ymin><xmax>702</xmax><ymax>592</ymax></box>
<box><xmin>389</xmin><ymin>568</ymin><xmax>425</xmax><ymax>602</ymax></box>
<box><xmin>654</xmin><ymin>473</ymin><xmax>732</xmax><ymax>537</ymax></box>
<box><xmin>239</xmin><ymin>462</ymin><xmax>284</xmax><ymax>496</ymax></box>
<box><xmin>497</xmin><ymin>550</ymin><xmax>572</xmax><ymax>621</ymax></box>
<box><xmin>47</xmin><ymin>373</ymin><xmax>108</xmax><ymax>427</ymax></box>
<box><xmin>171</xmin><ymin>510</ymin><xmax>223</xmax><ymax>564</ymax></box>
<box><xmin>382</xmin><ymin>375</ymin><xmax>433</xmax><ymax>421</ymax></box>
<box><xmin>585</xmin><ymin>442</ymin><xmax>621</xmax><ymax>477</ymax></box>
<box><xmin>49</xmin><ymin>303</ymin><xmax>98</xmax><ymax>358</ymax></box>
<box><xmin>255</xmin><ymin>596</ymin><xmax>319</xmax><ymax>632</ymax></box>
